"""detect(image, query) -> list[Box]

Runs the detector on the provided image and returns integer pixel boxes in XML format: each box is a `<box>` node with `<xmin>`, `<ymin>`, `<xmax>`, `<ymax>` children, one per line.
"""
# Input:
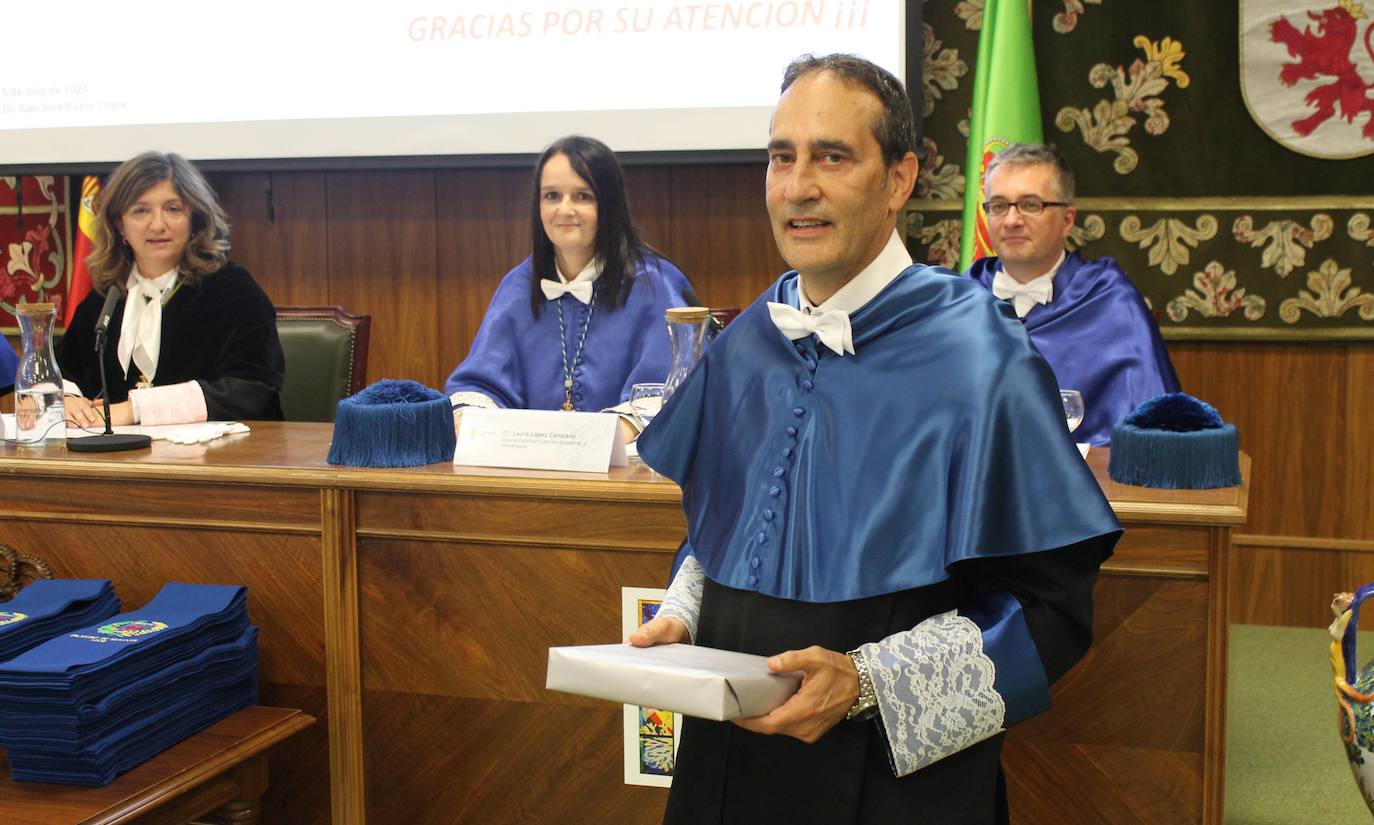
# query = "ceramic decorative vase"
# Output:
<box><xmin>1330</xmin><ymin>585</ymin><xmax>1374</xmax><ymax>814</ymax></box>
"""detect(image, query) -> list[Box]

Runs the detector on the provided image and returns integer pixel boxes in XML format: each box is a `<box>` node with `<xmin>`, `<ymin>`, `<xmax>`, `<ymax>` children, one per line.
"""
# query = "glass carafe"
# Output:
<box><xmin>663</xmin><ymin>306</ymin><xmax>711</xmax><ymax>403</ymax></box>
<box><xmin>14</xmin><ymin>303</ymin><xmax>66</xmax><ymax>447</ymax></box>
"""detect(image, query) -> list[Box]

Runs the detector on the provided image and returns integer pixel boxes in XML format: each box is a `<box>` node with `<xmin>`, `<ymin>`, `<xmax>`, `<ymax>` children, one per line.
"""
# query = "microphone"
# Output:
<box><xmin>94</xmin><ymin>284</ymin><xmax>123</xmax><ymax>338</ymax></box>
<box><xmin>69</xmin><ymin>282</ymin><xmax>151</xmax><ymax>453</ymax></box>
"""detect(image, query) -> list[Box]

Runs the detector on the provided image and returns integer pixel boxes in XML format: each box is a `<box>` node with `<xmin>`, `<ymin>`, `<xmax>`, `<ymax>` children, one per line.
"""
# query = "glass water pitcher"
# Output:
<box><xmin>14</xmin><ymin>302</ymin><xmax>66</xmax><ymax>447</ymax></box>
<box><xmin>663</xmin><ymin>306</ymin><xmax>712</xmax><ymax>403</ymax></box>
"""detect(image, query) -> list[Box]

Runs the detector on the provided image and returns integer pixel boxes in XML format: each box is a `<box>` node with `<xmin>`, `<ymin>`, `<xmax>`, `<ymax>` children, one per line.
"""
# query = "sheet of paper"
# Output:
<box><xmin>547</xmin><ymin>642</ymin><xmax>801</xmax><ymax>721</ymax></box>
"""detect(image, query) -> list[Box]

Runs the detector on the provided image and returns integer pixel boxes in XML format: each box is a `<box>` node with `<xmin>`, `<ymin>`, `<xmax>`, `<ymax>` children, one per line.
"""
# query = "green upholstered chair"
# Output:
<box><xmin>275</xmin><ymin>306</ymin><xmax>370</xmax><ymax>422</ymax></box>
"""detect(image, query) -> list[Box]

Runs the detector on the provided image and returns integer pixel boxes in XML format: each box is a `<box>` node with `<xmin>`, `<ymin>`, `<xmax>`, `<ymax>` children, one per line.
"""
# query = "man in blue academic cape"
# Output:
<box><xmin>630</xmin><ymin>55</ymin><xmax>1122</xmax><ymax>825</ymax></box>
<box><xmin>966</xmin><ymin>143</ymin><xmax>1180</xmax><ymax>446</ymax></box>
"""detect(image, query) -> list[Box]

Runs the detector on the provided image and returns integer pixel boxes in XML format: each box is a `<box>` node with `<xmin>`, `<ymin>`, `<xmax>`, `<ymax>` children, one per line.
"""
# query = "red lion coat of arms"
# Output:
<box><xmin>1242</xmin><ymin>0</ymin><xmax>1374</xmax><ymax>158</ymax></box>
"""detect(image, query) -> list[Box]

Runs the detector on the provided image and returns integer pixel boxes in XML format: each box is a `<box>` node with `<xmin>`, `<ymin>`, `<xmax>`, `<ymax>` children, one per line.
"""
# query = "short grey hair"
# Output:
<box><xmin>985</xmin><ymin>143</ymin><xmax>1075</xmax><ymax>201</ymax></box>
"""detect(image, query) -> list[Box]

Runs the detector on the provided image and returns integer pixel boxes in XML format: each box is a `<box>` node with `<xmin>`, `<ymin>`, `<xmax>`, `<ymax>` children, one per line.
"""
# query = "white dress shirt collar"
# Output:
<box><xmin>555</xmin><ymin>257</ymin><xmax>602</xmax><ymax>285</ymax></box>
<box><xmin>991</xmin><ymin>250</ymin><xmax>1066</xmax><ymax>318</ymax></box>
<box><xmin>797</xmin><ymin>229</ymin><xmax>913</xmax><ymax>315</ymax></box>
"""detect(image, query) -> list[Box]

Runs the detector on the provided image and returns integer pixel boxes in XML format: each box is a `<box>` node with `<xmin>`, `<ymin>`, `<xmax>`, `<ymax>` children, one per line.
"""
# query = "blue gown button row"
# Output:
<box><xmin>754</xmin><ymin>410</ymin><xmax>806</xmax><ymax>587</ymax></box>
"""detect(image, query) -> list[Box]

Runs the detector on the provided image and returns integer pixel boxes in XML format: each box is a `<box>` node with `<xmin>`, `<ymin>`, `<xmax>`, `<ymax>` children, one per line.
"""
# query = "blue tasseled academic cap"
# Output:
<box><xmin>327</xmin><ymin>379</ymin><xmax>457</xmax><ymax>468</ymax></box>
<box><xmin>1108</xmin><ymin>393</ymin><xmax>1241</xmax><ymax>489</ymax></box>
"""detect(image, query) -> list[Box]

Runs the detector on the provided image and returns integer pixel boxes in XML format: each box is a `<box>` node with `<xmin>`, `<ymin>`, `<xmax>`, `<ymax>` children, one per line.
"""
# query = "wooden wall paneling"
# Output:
<box><xmin>1228</xmin><ymin>541</ymin><xmax>1374</xmax><ymax>626</ymax></box>
<box><xmin>667</xmin><ymin>163</ymin><xmax>786</xmax><ymax>311</ymax></box>
<box><xmin>325</xmin><ymin>171</ymin><xmax>439</xmax><ymax>385</ymax></box>
<box><xmin>356</xmin><ymin>537</ymin><xmax>674</xmax><ymax>823</ymax></box>
<box><xmin>435</xmin><ymin>168</ymin><xmax>530</xmax><ymax>379</ymax></box>
<box><xmin>1169</xmin><ymin>342</ymin><xmax>1349</xmax><ymax>538</ymax></box>
<box><xmin>209</xmin><ymin>171</ymin><xmax>330</xmax><ymax>307</ymax></box>
<box><xmin>1345</xmin><ymin>345</ymin><xmax>1373</xmax><ymax>540</ymax></box>
<box><xmin>624</xmin><ymin>166</ymin><xmax>677</xmax><ymax>265</ymax></box>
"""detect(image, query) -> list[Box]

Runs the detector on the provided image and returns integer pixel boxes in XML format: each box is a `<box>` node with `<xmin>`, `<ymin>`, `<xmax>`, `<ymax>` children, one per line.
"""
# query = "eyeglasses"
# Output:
<box><xmin>982</xmin><ymin>198</ymin><xmax>1071</xmax><ymax>218</ymax></box>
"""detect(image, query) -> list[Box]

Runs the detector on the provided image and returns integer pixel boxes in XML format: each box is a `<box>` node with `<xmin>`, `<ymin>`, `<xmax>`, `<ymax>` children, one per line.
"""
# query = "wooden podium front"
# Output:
<box><xmin>0</xmin><ymin>424</ymin><xmax>1247</xmax><ymax>824</ymax></box>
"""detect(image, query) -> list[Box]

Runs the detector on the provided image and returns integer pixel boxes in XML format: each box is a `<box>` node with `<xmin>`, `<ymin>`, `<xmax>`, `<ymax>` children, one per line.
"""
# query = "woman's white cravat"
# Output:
<box><xmin>117</xmin><ymin>270</ymin><xmax>176</xmax><ymax>382</ymax></box>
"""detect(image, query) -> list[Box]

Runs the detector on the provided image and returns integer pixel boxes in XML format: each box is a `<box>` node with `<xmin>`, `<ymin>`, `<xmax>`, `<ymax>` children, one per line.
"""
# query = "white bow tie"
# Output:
<box><xmin>766</xmin><ymin>302</ymin><xmax>854</xmax><ymax>356</ymax></box>
<box><xmin>991</xmin><ymin>270</ymin><xmax>1053</xmax><ymax>318</ymax></box>
<box><xmin>540</xmin><ymin>278</ymin><xmax>594</xmax><ymax>304</ymax></box>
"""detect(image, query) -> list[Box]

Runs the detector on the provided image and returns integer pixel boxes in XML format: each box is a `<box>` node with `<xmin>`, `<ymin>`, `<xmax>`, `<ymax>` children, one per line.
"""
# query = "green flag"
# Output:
<box><xmin>959</xmin><ymin>0</ymin><xmax>1043</xmax><ymax>271</ymax></box>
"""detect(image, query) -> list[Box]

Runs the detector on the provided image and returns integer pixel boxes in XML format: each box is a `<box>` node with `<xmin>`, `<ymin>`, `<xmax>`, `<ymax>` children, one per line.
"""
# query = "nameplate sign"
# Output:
<box><xmin>454</xmin><ymin>408</ymin><xmax>627</xmax><ymax>473</ymax></box>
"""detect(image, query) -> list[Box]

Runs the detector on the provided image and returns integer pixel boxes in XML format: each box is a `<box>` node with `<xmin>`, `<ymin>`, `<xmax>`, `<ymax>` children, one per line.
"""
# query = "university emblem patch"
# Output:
<box><xmin>97</xmin><ymin>619</ymin><xmax>169</xmax><ymax>638</ymax></box>
<box><xmin>1242</xmin><ymin>0</ymin><xmax>1374</xmax><ymax>158</ymax></box>
<box><xmin>0</xmin><ymin>611</ymin><xmax>28</xmax><ymax>627</ymax></box>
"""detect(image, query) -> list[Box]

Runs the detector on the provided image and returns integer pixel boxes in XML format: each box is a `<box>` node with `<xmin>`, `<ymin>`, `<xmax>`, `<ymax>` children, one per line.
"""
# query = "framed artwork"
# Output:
<box><xmin>620</xmin><ymin>586</ymin><xmax>681</xmax><ymax>787</ymax></box>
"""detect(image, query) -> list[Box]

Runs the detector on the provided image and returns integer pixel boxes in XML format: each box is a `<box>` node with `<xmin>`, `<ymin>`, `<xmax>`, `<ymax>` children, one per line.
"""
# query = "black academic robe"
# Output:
<box><xmin>58</xmin><ymin>263</ymin><xmax>285</xmax><ymax>421</ymax></box>
<box><xmin>666</xmin><ymin>542</ymin><xmax>1107</xmax><ymax>825</ymax></box>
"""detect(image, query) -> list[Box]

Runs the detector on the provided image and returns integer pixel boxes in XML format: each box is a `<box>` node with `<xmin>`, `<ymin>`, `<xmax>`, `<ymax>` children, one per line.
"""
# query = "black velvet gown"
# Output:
<box><xmin>58</xmin><ymin>263</ymin><xmax>284</xmax><ymax>421</ymax></box>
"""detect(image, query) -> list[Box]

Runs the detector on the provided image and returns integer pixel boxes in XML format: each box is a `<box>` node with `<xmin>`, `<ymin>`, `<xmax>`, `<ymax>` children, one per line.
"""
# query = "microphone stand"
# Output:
<box><xmin>68</xmin><ymin>289</ymin><xmax>152</xmax><ymax>453</ymax></box>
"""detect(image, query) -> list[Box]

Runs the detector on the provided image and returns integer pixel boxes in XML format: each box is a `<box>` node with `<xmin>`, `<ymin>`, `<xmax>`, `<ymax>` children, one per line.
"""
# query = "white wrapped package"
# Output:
<box><xmin>546</xmin><ymin>643</ymin><xmax>802</xmax><ymax>721</ymax></box>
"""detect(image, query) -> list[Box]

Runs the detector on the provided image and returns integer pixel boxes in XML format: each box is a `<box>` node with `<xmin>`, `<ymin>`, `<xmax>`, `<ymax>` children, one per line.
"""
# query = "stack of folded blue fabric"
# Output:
<box><xmin>0</xmin><ymin>579</ymin><xmax>121</xmax><ymax>662</ymax></box>
<box><xmin>0</xmin><ymin>582</ymin><xmax>258</xmax><ymax>786</ymax></box>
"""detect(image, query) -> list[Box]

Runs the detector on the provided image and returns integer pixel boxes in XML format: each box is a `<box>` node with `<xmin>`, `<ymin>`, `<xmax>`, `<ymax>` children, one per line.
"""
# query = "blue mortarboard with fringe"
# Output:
<box><xmin>327</xmin><ymin>379</ymin><xmax>458</xmax><ymax>468</ymax></box>
<box><xmin>1108</xmin><ymin>393</ymin><xmax>1241</xmax><ymax>489</ymax></box>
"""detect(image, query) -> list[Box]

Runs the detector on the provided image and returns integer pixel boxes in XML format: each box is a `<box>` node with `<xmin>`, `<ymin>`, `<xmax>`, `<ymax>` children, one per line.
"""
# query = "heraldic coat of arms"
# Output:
<box><xmin>1242</xmin><ymin>0</ymin><xmax>1374</xmax><ymax>158</ymax></box>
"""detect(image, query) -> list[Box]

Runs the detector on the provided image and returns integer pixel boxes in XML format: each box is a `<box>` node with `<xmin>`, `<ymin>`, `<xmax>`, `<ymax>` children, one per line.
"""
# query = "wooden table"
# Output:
<box><xmin>0</xmin><ymin>706</ymin><xmax>314</xmax><ymax>825</ymax></box>
<box><xmin>0</xmin><ymin>424</ymin><xmax>1248</xmax><ymax>824</ymax></box>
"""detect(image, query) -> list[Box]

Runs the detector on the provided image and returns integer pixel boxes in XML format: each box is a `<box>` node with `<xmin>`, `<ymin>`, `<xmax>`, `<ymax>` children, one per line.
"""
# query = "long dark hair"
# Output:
<box><xmin>529</xmin><ymin>136</ymin><xmax>647</xmax><ymax>317</ymax></box>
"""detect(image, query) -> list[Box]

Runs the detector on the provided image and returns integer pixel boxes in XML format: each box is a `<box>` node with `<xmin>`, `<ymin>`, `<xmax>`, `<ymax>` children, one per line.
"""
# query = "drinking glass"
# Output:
<box><xmin>630</xmin><ymin>383</ymin><xmax>666</xmax><ymax>429</ymax></box>
<box><xmin>1060</xmin><ymin>389</ymin><xmax>1084</xmax><ymax>435</ymax></box>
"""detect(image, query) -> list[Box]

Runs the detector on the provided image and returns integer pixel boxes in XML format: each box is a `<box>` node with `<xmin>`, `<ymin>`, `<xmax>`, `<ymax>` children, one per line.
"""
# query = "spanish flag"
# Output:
<box><xmin>958</xmin><ymin>0</ymin><xmax>1043</xmax><ymax>270</ymax></box>
<box><xmin>63</xmin><ymin>176</ymin><xmax>100</xmax><ymax>328</ymax></box>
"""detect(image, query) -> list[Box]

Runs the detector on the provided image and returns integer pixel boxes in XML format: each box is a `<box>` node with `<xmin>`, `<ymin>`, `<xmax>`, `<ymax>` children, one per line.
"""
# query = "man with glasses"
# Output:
<box><xmin>967</xmin><ymin>143</ymin><xmax>1179</xmax><ymax>446</ymax></box>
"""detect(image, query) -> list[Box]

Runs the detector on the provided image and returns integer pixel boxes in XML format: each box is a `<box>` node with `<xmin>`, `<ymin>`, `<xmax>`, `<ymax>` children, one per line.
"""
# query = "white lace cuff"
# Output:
<box><xmin>858</xmin><ymin>610</ymin><xmax>1006</xmax><ymax>777</ymax></box>
<box><xmin>656</xmin><ymin>554</ymin><xmax>704</xmax><ymax>643</ymax></box>
<box><xmin>449</xmin><ymin>391</ymin><xmax>498</xmax><ymax>409</ymax></box>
